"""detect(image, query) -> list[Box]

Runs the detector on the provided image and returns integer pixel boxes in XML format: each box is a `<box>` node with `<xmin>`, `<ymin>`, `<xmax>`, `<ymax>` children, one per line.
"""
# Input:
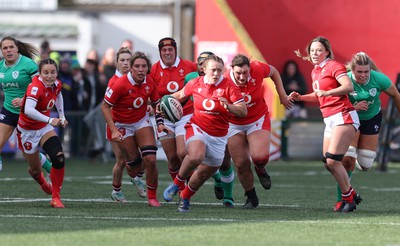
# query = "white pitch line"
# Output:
<box><xmin>0</xmin><ymin>197</ymin><xmax>299</xmax><ymax>207</ymax></box>
<box><xmin>0</xmin><ymin>214</ymin><xmax>400</xmax><ymax>226</ymax></box>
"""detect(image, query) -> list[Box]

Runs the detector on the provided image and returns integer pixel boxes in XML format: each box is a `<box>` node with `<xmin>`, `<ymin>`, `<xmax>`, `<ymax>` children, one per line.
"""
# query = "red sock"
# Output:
<box><xmin>168</xmin><ymin>167</ymin><xmax>179</xmax><ymax>180</ymax></box>
<box><xmin>341</xmin><ymin>187</ymin><xmax>354</xmax><ymax>203</ymax></box>
<box><xmin>29</xmin><ymin>169</ymin><xmax>46</xmax><ymax>185</ymax></box>
<box><xmin>51</xmin><ymin>167</ymin><xmax>65</xmax><ymax>199</ymax></box>
<box><xmin>181</xmin><ymin>184</ymin><xmax>196</xmax><ymax>200</ymax></box>
<box><xmin>174</xmin><ymin>174</ymin><xmax>186</xmax><ymax>191</ymax></box>
<box><xmin>147</xmin><ymin>183</ymin><xmax>157</xmax><ymax>200</ymax></box>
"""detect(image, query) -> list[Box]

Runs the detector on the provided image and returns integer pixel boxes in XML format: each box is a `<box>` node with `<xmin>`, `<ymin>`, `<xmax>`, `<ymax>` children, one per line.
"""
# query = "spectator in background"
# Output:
<box><xmin>82</xmin><ymin>58</ymin><xmax>107</xmax><ymax>161</ymax></box>
<box><xmin>57</xmin><ymin>57</ymin><xmax>75</xmax><ymax>146</ymax></box>
<box><xmin>99</xmin><ymin>47</ymin><xmax>116</xmax><ymax>82</ymax></box>
<box><xmin>82</xmin><ymin>58</ymin><xmax>105</xmax><ymax>111</ymax></box>
<box><xmin>86</xmin><ymin>49</ymin><xmax>100</xmax><ymax>66</ymax></box>
<box><xmin>39</xmin><ymin>40</ymin><xmax>61</xmax><ymax>64</ymax></box>
<box><xmin>121</xmin><ymin>39</ymin><xmax>134</xmax><ymax>52</ymax></box>
<box><xmin>69</xmin><ymin>59</ymin><xmax>91</xmax><ymax>156</ymax></box>
<box><xmin>39</xmin><ymin>40</ymin><xmax>51</xmax><ymax>60</ymax></box>
<box><xmin>282</xmin><ymin>60</ymin><xmax>308</xmax><ymax>118</ymax></box>
<box><xmin>58</xmin><ymin>58</ymin><xmax>75</xmax><ymax>111</ymax></box>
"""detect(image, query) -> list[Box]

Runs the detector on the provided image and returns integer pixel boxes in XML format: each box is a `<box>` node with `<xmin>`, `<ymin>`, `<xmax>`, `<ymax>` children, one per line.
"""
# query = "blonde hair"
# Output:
<box><xmin>295</xmin><ymin>36</ymin><xmax>334</xmax><ymax>62</ymax></box>
<box><xmin>345</xmin><ymin>52</ymin><xmax>381</xmax><ymax>72</ymax></box>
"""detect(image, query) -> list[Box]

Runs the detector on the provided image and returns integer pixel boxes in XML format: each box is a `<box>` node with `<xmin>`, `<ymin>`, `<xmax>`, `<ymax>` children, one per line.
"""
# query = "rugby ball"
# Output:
<box><xmin>160</xmin><ymin>95</ymin><xmax>183</xmax><ymax>123</ymax></box>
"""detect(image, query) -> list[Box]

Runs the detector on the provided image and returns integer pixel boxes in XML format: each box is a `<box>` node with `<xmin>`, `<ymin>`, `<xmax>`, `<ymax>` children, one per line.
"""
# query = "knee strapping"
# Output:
<box><xmin>356</xmin><ymin>149</ymin><xmax>376</xmax><ymax>171</ymax></box>
<box><xmin>345</xmin><ymin>146</ymin><xmax>357</xmax><ymax>158</ymax></box>
<box><xmin>325</xmin><ymin>152</ymin><xmax>344</xmax><ymax>162</ymax></box>
<box><xmin>126</xmin><ymin>156</ymin><xmax>142</xmax><ymax>167</ymax></box>
<box><xmin>42</xmin><ymin>136</ymin><xmax>64</xmax><ymax>169</ymax></box>
<box><xmin>140</xmin><ymin>145</ymin><xmax>158</xmax><ymax>157</ymax></box>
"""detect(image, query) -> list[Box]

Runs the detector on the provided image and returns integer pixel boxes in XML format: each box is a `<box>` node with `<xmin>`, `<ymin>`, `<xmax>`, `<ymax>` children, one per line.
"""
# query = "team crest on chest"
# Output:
<box><xmin>12</xmin><ymin>71</ymin><xmax>19</xmax><ymax>79</ymax></box>
<box><xmin>144</xmin><ymin>85</ymin><xmax>150</xmax><ymax>94</ymax></box>
<box><xmin>179</xmin><ymin>69</ymin><xmax>184</xmax><ymax>76</ymax></box>
<box><xmin>215</xmin><ymin>88</ymin><xmax>223</xmax><ymax>96</ymax></box>
<box><xmin>250</xmin><ymin>78</ymin><xmax>256</xmax><ymax>86</ymax></box>
<box><xmin>369</xmin><ymin>88</ymin><xmax>377</xmax><ymax>97</ymax></box>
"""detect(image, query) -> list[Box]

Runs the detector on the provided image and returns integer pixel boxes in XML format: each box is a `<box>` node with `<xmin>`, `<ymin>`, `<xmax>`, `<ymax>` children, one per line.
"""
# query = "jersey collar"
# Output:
<box><xmin>204</xmin><ymin>75</ymin><xmax>224</xmax><ymax>86</ymax></box>
<box><xmin>229</xmin><ymin>68</ymin><xmax>252</xmax><ymax>87</ymax></box>
<box><xmin>115</xmin><ymin>69</ymin><xmax>123</xmax><ymax>78</ymax></box>
<box><xmin>315</xmin><ymin>58</ymin><xmax>330</xmax><ymax>68</ymax></box>
<box><xmin>127</xmin><ymin>72</ymin><xmax>147</xmax><ymax>86</ymax></box>
<box><xmin>160</xmin><ymin>57</ymin><xmax>180</xmax><ymax>69</ymax></box>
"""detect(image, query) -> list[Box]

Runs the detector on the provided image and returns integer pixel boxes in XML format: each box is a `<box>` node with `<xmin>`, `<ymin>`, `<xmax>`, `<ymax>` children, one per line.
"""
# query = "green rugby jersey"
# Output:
<box><xmin>0</xmin><ymin>55</ymin><xmax>38</xmax><ymax>114</ymax></box>
<box><xmin>348</xmin><ymin>70</ymin><xmax>392</xmax><ymax>120</ymax></box>
<box><xmin>184</xmin><ymin>71</ymin><xmax>199</xmax><ymax>85</ymax></box>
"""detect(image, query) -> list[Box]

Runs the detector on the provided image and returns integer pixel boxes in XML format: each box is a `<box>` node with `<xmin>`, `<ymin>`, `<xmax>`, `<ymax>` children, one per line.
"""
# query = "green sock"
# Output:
<box><xmin>336</xmin><ymin>170</ymin><xmax>353</xmax><ymax>202</ymax></box>
<box><xmin>212</xmin><ymin>170</ymin><xmax>222</xmax><ymax>186</ymax></box>
<box><xmin>220</xmin><ymin>166</ymin><xmax>234</xmax><ymax>201</ymax></box>
<box><xmin>39</xmin><ymin>153</ymin><xmax>52</xmax><ymax>174</ymax></box>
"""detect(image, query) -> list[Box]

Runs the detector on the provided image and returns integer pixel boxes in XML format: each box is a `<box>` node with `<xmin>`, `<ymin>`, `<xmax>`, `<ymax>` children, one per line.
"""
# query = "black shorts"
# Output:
<box><xmin>0</xmin><ymin>107</ymin><xmax>19</xmax><ymax>127</ymax></box>
<box><xmin>359</xmin><ymin>111</ymin><xmax>382</xmax><ymax>135</ymax></box>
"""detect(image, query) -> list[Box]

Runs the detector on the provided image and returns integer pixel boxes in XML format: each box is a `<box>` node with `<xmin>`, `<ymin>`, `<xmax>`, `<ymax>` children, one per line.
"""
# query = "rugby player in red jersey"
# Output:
<box><xmin>291</xmin><ymin>36</ymin><xmax>362</xmax><ymax>212</ymax></box>
<box><xmin>17</xmin><ymin>58</ymin><xmax>67</xmax><ymax>208</ymax></box>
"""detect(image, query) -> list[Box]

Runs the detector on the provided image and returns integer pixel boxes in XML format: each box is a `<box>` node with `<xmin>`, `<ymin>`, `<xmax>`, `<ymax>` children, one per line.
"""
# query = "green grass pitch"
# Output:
<box><xmin>1</xmin><ymin>158</ymin><xmax>400</xmax><ymax>246</ymax></box>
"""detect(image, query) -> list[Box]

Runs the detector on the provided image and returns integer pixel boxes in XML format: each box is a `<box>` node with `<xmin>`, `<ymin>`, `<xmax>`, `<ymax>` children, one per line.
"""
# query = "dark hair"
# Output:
<box><xmin>130</xmin><ymin>51</ymin><xmax>152</xmax><ymax>74</ymax></box>
<box><xmin>38</xmin><ymin>58</ymin><xmax>58</xmax><ymax>72</ymax></box>
<box><xmin>197</xmin><ymin>51</ymin><xmax>215</xmax><ymax>63</ymax></box>
<box><xmin>1</xmin><ymin>36</ymin><xmax>38</xmax><ymax>60</ymax></box>
<box><xmin>158</xmin><ymin>37</ymin><xmax>177</xmax><ymax>51</ymax></box>
<box><xmin>283</xmin><ymin>60</ymin><xmax>300</xmax><ymax>77</ymax></box>
<box><xmin>116</xmin><ymin>47</ymin><xmax>132</xmax><ymax>62</ymax></box>
<box><xmin>295</xmin><ymin>36</ymin><xmax>333</xmax><ymax>62</ymax></box>
<box><xmin>231</xmin><ymin>54</ymin><xmax>250</xmax><ymax>68</ymax></box>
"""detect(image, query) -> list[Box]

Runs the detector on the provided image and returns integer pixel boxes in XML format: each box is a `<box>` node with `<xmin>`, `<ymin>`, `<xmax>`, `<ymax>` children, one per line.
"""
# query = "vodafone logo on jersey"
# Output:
<box><xmin>132</xmin><ymin>97</ymin><xmax>145</xmax><ymax>108</ymax></box>
<box><xmin>243</xmin><ymin>94</ymin><xmax>252</xmax><ymax>104</ymax></box>
<box><xmin>312</xmin><ymin>80</ymin><xmax>320</xmax><ymax>91</ymax></box>
<box><xmin>202</xmin><ymin>99</ymin><xmax>215</xmax><ymax>111</ymax></box>
<box><xmin>166</xmin><ymin>81</ymin><xmax>179</xmax><ymax>93</ymax></box>
<box><xmin>47</xmin><ymin>99</ymin><xmax>55</xmax><ymax>110</ymax></box>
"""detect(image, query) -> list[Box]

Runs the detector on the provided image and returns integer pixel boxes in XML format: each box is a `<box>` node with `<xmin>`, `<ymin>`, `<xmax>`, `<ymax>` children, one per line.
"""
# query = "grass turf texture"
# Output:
<box><xmin>1</xmin><ymin>158</ymin><xmax>400</xmax><ymax>246</ymax></box>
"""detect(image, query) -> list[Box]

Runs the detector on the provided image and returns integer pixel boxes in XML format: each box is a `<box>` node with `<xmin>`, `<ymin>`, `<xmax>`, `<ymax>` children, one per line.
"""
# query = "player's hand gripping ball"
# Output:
<box><xmin>160</xmin><ymin>95</ymin><xmax>183</xmax><ymax>123</ymax></box>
